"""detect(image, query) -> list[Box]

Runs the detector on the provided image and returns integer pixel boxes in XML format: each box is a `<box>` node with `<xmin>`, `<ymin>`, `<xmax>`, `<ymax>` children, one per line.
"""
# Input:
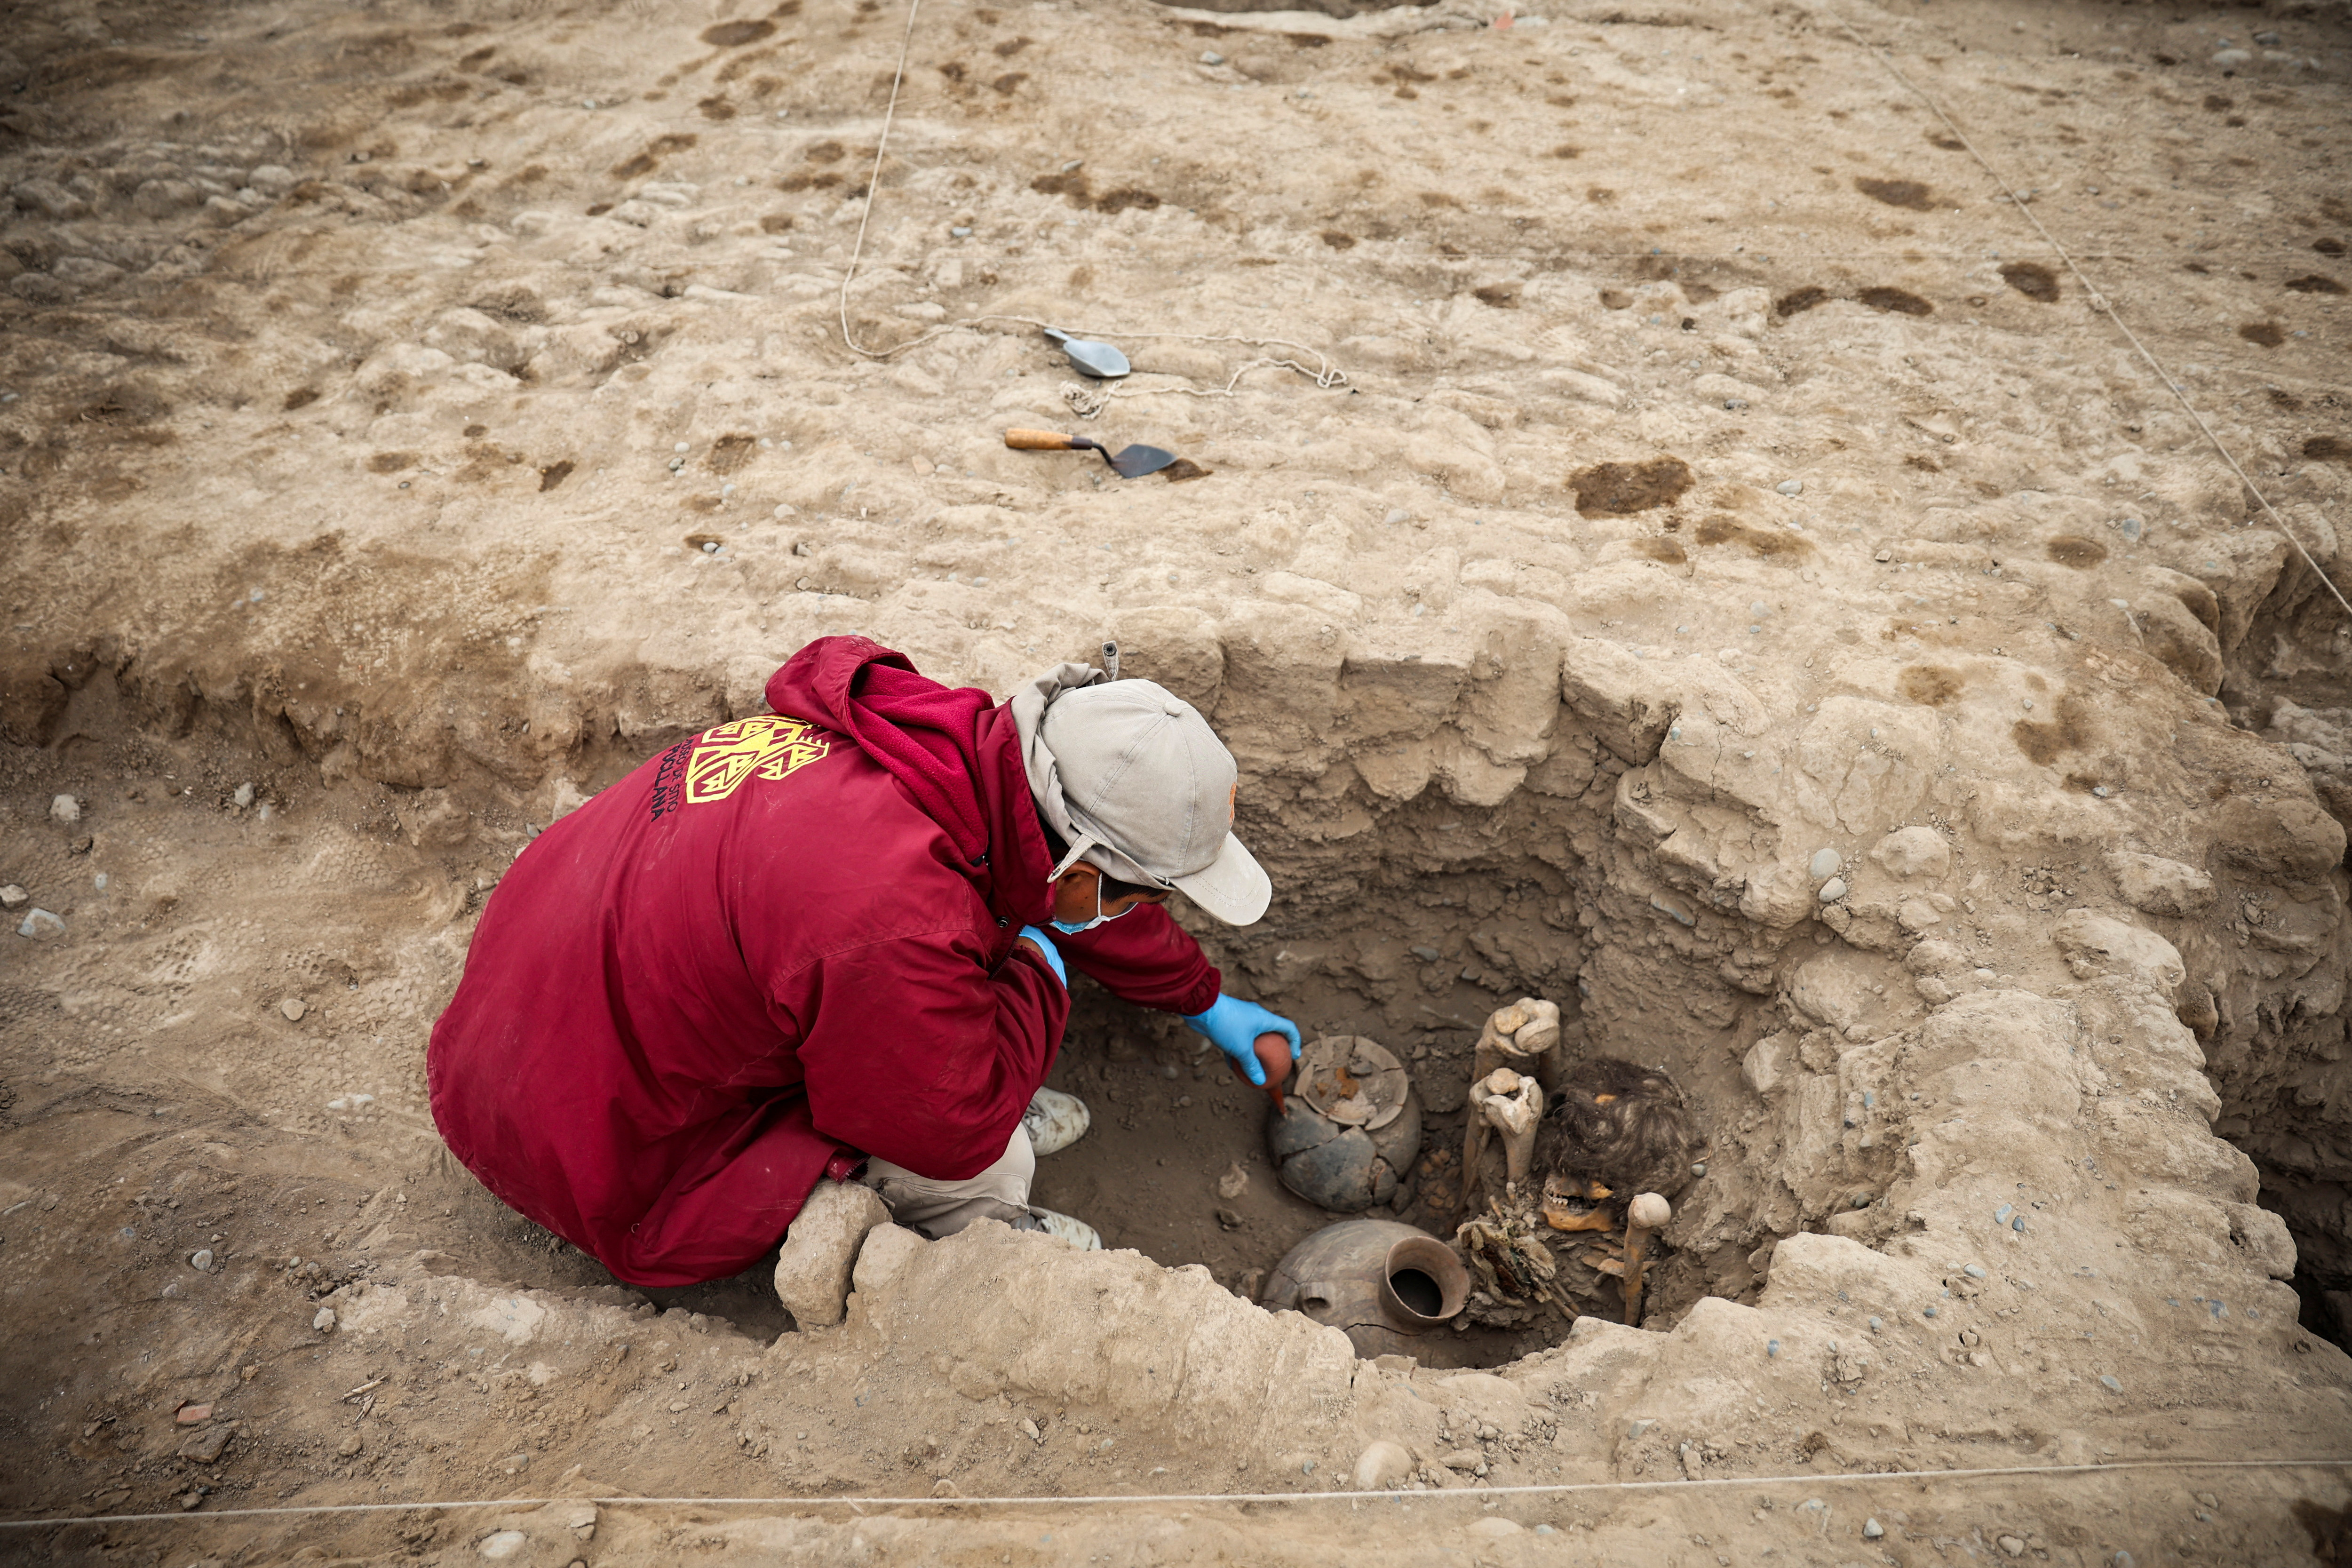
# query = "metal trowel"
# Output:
<box><xmin>1003</xmin><ymin>428</ymin><xmax>1177</xmax><ymax>478</ymax></box>
<box><xmin>1043</xmin><ymin>327</ymin><xmax>1129</xmax><ymax>380</ymax></box>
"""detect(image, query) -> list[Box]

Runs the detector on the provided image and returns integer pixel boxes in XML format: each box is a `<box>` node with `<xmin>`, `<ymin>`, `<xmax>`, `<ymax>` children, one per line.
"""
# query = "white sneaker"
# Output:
<box><xmin>1020</xmin><ymin>1086</ymin><xmax>1092</xmax><ymax>1157</ymax></box>
<box><xmin>1023</xmin><ymin>1207</ymin><xmax>1103</xmax><ymax>1250</ymax></box>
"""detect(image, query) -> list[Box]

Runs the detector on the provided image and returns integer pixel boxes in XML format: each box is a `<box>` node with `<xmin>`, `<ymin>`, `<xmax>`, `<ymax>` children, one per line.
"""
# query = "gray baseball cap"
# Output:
<box><xmin>1011</xmin><ymin>663</ymin><xmax>1271</xmax><ymax>926</ymax></box>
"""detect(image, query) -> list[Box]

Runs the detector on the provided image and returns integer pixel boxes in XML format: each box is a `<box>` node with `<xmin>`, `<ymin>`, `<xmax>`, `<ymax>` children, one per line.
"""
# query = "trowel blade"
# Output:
<box><xmin>1045</xmin><ymin>327</ymin><xmax>1130</xmax><ymax>380</ymax></box>
<box><xmin>1107</xmin><ymin>443</ymin><xmax>1176</xmax><ymax>478</ymax></box>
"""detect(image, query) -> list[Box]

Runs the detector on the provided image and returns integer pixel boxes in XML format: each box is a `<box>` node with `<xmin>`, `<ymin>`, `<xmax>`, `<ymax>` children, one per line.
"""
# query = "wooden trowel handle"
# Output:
<box><xmin>1004</xmin><ymin>429</ymin><xmax>1078</xmax><ymax>451</ymax></box>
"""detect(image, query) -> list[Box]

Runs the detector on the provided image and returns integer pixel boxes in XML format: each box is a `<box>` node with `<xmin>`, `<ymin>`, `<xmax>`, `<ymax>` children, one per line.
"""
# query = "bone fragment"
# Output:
<box><xmin>1621</xmin><ymin>1191</ymin><xmax>1672</xmax><ymax>1327</ymax></box>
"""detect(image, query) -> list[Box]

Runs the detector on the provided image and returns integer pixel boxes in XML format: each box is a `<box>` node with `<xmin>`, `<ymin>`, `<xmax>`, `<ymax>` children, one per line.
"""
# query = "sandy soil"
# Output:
<box><xmin>5</xmin><ymin>0</ymin><xmax>2352</xmax><ymax>1560</ymax></box>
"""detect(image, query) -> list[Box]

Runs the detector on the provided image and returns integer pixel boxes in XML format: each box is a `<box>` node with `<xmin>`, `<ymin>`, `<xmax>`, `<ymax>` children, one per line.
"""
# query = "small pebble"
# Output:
<box><xmin>2099</xmin><ymin>1374</ymin><xmax>2122</xmax><ymax>1392</ymax></box>
<box><xmin>191</xmin><ymin>1249</ymin><xmax>215</xmax><ymax>1271</ymax></box>
<box><xmin>1199</xmin><ymin>49</ymin><xmax>1225</xmax><ymax>64</ymax></box>
<box><xmin>1851</xmin><ymin>1193</ymin><xmax>1870</xmax><ymax>1209</ymax></box>
<box><xmin>0</xmin><ymin>884</ymin><xmax>26</xmax><ymax>909</ymax></box>
<box><xmin>1766</xmin><ymin>1338</ymin><xmax>1780</xmax><ymax>1358</ymax></box>
<box><xmin>673</xmin><ymin>441</ymin><xmax>690</xmax><ymax>453</ymax></box>
<box><xmin>1776</xmin><ymin>479</ymin><xmax>1804</xmax><ymax>496</ymax></box>
<box><xmin>1818</xmin><ymin>876</ymin><xmax>1847</xmax><ymax>902</ymax></box>
<box><xmin>702</xmin><ymin>541</ymin><xmax>719</xmax><ymax>554</ymax></box>
<box><xmin>233</xmin><ymin>782</ymin><xmax>255</xmax><ymax>809</ymax></box>
<box><xmin>1019</xmin><ymin>1417</ymin><xmax>1041</xmax><ymax>1441</ymax></box>
<box><xmin>950</xmin><ymin>225</ymin><xmax>973</xmax><ymax>237</ymax></box>
<box><xmin>1995</xmin><ymin>1204</ymin><xmax>2013</xmax><ymax>1223</ymax></box>
<box><xmin>1923</xmin><ymin>1305</ymin><xmax>1938</xmax><ymax>1318</ymax></box>
<box><xmin>17</xmin><ymin>908</ymin><xmax>65</xmax><ymax>939</ymax></box>
<box><xmin>2011</xmin><ymin>1217</ymin><xmax>2026</xmax><ymax>1233</ymax></box>
<box><xmin>1808</xmin><ymin>847</ymin><xmax>1841</xmax><ymax>878</ymax></box>
<box><xmin>1963</xmin><ymin>1264</ymin><xmax>1987</xmax><ymax>1279</ymax></box>
<box><xmin>280</xmin><ymin>997</ymin><xmax>307</xmax><ymax>1022</ymax></box>
<box><xmin>1384</xmin><ymin>508</ymin><xmax>1411</xmax><ymax>525</ymax></box>
<box><xmin>50</xmin><ymin>794</ymin><xmax>81</xmax><ymax>824</ymax></box>
<box><xmin>1868</xmin><ymin>1316</ymin><xmax>1883</xmax><ymax>1332</ymax></box>
<box><xmin>1690</xmin><ymin>1162</ymin><xmax>1707</xmax><ymax>1177</ymax></box>
<box><xmin>313</xmin><ymin>1307</ymin><xmax>337</xmax><ymax>1332</ymax></box>
<box><xmin>1863</xmin><ymin>1518</ymin><xmax>1885</xmax><ymax>1540</ymax></box>
<box><xmin>1998</xmin><ymin>1535</ymin><xmax>2026</xmax><ymax>1558</ymax></box>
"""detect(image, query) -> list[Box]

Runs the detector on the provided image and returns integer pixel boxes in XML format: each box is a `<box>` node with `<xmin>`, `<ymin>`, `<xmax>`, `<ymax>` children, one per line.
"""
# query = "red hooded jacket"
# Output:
<box><xmin>426</xmin><ymin>637</ymin><xmax>1222</xmax><ymax>1286</ymax></box>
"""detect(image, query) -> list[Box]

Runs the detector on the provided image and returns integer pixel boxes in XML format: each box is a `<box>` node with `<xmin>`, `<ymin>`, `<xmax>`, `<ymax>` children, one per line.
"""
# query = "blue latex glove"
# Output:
<box><xmin>1015</xmin><ymin>925</ymin><xmax>1067</xmax><ymax>987</ymax></box>
<box><xmin>1183</xmin><ymin>993</ymin><xmax>1302</xmax><ymax>1086</ymax></box>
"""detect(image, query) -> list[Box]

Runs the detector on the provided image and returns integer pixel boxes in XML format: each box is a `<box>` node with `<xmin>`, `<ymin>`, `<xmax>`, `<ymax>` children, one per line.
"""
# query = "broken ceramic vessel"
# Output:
<box><xmin>1265</xmin><ymin>1035</ymin><xmax>1422</xmax><ymax>1211</ymax></box>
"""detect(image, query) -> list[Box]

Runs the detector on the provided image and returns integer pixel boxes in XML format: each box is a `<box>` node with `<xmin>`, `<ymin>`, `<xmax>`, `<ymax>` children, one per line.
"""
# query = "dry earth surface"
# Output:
<box><xmin>5</xmin><ymin>0</ymin><xmax>2352</xmax><ymax>1561</ymax></box>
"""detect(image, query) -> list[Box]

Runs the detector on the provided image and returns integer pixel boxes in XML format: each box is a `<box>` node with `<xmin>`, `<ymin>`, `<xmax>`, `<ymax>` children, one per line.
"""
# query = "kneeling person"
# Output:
<box><xmin>427</xmin><ymin>636</ymin><xmax>1298</xmax><ymax>1285</ymax></box>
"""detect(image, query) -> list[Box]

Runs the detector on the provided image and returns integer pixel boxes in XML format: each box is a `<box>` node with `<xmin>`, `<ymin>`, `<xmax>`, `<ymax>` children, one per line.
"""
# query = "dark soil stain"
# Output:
<box><xmin>1319</xmin><ymin>230</ymin><xmax>1356</xmax><ymax>249</ymax></box>
<box><xmin>1472</xmin><ymin>283</ymin><xmax>1521</xmax><ymax>308</ymax></box>
<box><xmin>610</xmin><ymin>132</ymin><xmax>699</xmax><ymax>180</ymax></box>
<box><xmin>698</xmin><ymin>96</ymin><xmax>736</xmax><ymax>120</ymax></box>
<box><xmin>366</xmin><ymin>451</ymin><xmax>416</xmax><ymax>474</ymax></box>
<box><xmin>1630</xmin><ymin>536</ymin><xmax>1686</xmax><ymax>564</ymax></box>
<box><xmin>1775</xmin><ymin>286</ymin><xmax>1830</xmax><ymax>318</ymax></box>
<box><xmin>1570</xmin><ymin>457</ymin><xmax>1693</xmax><ymax>517</ymax></box>
<box><xmin>1694</xmin><ymin>515</ymin><xmax>1811</xmax><ymax>560</ymax></box>
<box><xmin>2240</xmin><ymin>321</ymin><xmax>2286</xmax><ymax>348</ymax></box>
<box><xmin>2012</xmin><ymin>695</ymin><xmax>2093</xmax><ymax>765</ymax></box>
<box><xmin>1161</xmin><ymin>458</ymin><xmax>1212</xmax><ymax>483</ymax></box>
<box><xmin>1898</xmin><ymin>665</ymin><xmax>1963</xmax><ymax>706</ymax></box>
<box><xmin>2305</xmin><ymin>436</ymin><xmax>2350</xmax><ymax>464</ymax></box>
<box><xmin>2000</xmin><ymin>262</ymin><xmax>2059</xmax><ymax>302</ymax></box>
<box><xmin>282</xmin><ymin>388</ymin><xmax>320</xmax><ymax>411</ymax></box>
<box><xmin>706</xmin><ymin>434</ymin><xmax>758</xmax><ymax>474</ymax></box>
<box><xmin>2287</xmin><ymin>274</ymin><xmax>2346</xmax><ymax>295</ymax></box>
<box><xmin>1855</xmin><ymin>177</ymin><xmax>1933</xmax><ymax>211</ymax></box>
<box><xmin>1028</xmin><ymin>171</ymin><xmax>1160</xmax><ymax>214</ymax></box>
<box><xmin>1599</xmin><ymin>289</ymin><xmax>1633</xmax><ymax>310</ymax></box>
<box><xmin>2047</xmin><ymin>536</ymin><xmax>2107</xmax><ymax>568</ymax></box>
<box><xmin>1857</xmin><ymin>287</ymin><xmax>1931</xmax><ymax>316</ymax></box>
<box><xmin>700</xmin><ymin>19</ymin><xmax>776</xmax><ymax>47</ymax></box>
<box><xmin>538</xmin><ymin>460</ymin><xmax>574</xmax><ymax>493</ymax></box>
<box><xmin>2317</xmin><ymin>238</ymin><xmax>2346</xmax><ymax>256</ymax></box>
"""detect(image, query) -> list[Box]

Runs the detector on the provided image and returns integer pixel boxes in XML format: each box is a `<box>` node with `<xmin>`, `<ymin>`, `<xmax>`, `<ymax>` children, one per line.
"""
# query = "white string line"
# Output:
<box><xmin>1833</xmin><ymin>11</ymin><xmax>2352</xmax><ymax>621</ymax></box>
<box><xmin>830</xmin><ymin>0</ymin><xmax>1347</xmax><ymax>404</ymax></box>
<box><xmin>8</xmin><ymin>1456</ymin><xmax>2346</xmax><ymax>1529</ymax></box>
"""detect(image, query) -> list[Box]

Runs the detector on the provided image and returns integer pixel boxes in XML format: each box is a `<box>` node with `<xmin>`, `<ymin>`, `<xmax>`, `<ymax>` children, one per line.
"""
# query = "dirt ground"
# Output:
<box><xmin>5</xmin><ymin>0</ymin><xmax>2352</xmax><ymax>1560</ymax></box>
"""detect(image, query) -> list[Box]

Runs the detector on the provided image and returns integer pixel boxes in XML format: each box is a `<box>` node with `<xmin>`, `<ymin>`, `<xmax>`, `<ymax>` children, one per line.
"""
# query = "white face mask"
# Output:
<box><xmin>1049</xmin><ymin>881</ymin><xmax>1140</xmax><ymax>936</ymax></box>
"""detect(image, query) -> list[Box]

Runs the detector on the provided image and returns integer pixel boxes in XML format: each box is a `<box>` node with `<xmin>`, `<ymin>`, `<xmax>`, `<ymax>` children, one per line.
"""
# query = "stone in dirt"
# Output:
<box><xmin>279</xmin><ymin>997</ymin><xmax>307</xmax><ymax>1021</ymax></box>
<box><xmin>17</xmin><ymin>908</ymin><xmax>64</xmax><ymax>939</ymax></box>
<box><xmin>772</xmin><ymin>1178</ymin><xmax>891</xmax><ymax>1329</ymax></box>
<box><xmin>0</xmin><ymin>884</ymin><xmax>27</xmax><ymax>909</ymax></box>
<box><xmin>1870</xmin><ymin>826</ymin><xmax>1950</xmax><ymax>881</ymax></box>
<box><xmin>1352</xmin><ymin>1439</ymin><xmax>1412</xmax><ymax>1490</ymax></box>
<box><xmin>2105</xmin><ymin>851</ymin><xmax>2215</xmax><ymax>917</ymax></box>
<box><xmin>49</xmin><ymin>794</ymin><xmax>80</xmax><ymax>824</ymax></box>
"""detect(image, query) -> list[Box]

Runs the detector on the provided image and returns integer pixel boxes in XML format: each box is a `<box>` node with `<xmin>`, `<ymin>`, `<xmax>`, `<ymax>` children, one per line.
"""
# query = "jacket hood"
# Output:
<box><xmin>765</xmin><ymin>636</ymin><xmax>1052</xmax><ymax>925</ymax></box>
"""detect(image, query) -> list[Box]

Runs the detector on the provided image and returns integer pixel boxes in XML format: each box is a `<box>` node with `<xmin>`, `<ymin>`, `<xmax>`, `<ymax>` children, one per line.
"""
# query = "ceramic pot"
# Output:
<box><xmin>1263</xmin><ymin>1218</ymin><xmax>1471</xmax><ymax>1359</ymax></box>
<box><xmin>1266</xmin><ymin>1035</ymin><xmax>1422</xmax><ymax>1211</ymax></box>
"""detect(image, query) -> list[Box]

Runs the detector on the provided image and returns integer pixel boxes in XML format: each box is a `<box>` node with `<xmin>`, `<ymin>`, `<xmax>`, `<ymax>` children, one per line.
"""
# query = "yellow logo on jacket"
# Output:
<box><xmin>681</xmin><ymin>715</ymin><xmax>833</xmax><ymax>805</ymax></box>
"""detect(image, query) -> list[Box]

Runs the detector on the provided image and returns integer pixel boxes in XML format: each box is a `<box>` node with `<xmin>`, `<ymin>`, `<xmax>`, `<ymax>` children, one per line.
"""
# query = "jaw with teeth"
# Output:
<box><xmin>1541</xmin><ymin>1177</ymin><xmax>1616</xmax><ymax>1232</ymax></box>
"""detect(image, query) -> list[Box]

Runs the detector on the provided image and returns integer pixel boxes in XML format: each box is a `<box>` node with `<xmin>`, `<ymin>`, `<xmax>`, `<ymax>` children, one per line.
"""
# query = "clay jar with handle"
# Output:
<box><xmin>1262</xmin><ymin>1218</ymin><xmax>1471</xmax><ymax>1359</ymax></box>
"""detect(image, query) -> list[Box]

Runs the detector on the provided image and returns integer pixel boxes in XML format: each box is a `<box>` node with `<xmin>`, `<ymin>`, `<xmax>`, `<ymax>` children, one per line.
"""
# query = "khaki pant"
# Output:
<box><xmin>860</xmin><ymin>1125</ymin><xmax>1034</xmax><ymax>1240</ymax></box>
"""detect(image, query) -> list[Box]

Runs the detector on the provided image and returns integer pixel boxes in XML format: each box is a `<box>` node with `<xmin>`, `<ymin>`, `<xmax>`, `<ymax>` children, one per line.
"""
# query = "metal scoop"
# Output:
<box><xmin>1003</xmin><ymin>428</ymin><xmax>1176</xmax><ymax>478</ymax></box>
<box><xmin>1043</xmin><ymin>327</ymin><xmax>1129</xmax><ymax>380</ymax></box>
